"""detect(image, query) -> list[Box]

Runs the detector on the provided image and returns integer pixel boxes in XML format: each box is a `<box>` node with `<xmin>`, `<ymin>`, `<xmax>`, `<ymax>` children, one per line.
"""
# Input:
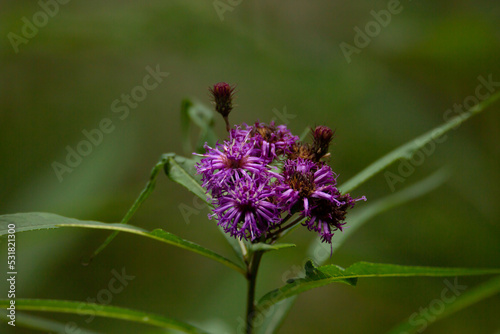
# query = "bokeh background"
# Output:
<box><xmin>1</xmin><ymin>1</ymin><xmax>500</xmax><ymax>333</ymax></box>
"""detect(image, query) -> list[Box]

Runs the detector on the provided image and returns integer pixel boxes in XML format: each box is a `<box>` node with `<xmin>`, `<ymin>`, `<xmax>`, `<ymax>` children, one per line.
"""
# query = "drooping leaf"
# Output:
<box><xmin>0</xmin><ymin>299</ymin><xmax>210</xmax><ymax>334</ymax></box>
<box><xmin>386</xmin><ymin>275</ymin><xmax>500</xmax><ymax>334</ymax></box>
<box><xmin>0</xmin><ymin>212</ymin><xmax>245</xmax><ymax>275</ymax></box>
<box><xmin>340</xmin><ymin>91</ymin><xmax>500</xmax><ymax>193</ymax></box>
<box><xmin>257</xmin><ymin>261</ymin><xmax>500</xmax><ymax>312</ymax></box>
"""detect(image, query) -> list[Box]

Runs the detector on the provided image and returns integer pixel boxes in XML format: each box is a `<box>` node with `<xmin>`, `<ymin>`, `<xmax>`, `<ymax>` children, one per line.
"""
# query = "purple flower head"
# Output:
<box><xmin>195</xmin><ymin>136</ymin><xmax>268</xmax><ymax>196</ymax></box>
<box><xmin>277</xmin><ymin>159</ymin><xmax>340</xmax><ymax>214</ymax></box>
<box><xmin>303</xmin><ymin>191</ymin><xmax>366</xmax><ymax>243</ymax></box>
<box><xmin>225</xmin><ymin>121</ymin><xmax>298</xmax><ymax>164</ymax></box>
<box><xmin>209</xmin><ymin>174</ymin><xmax>280</xmax><ymax>241</ymax></box>
<box><xmin>277</xmin><ymin>158</ymin><xmax>366</xmax><ymax>244</ymax></box>
<box><xmin>248</xmin><ymin>121</ymin><xmax>299</xmax><ymax>162</ymax></box>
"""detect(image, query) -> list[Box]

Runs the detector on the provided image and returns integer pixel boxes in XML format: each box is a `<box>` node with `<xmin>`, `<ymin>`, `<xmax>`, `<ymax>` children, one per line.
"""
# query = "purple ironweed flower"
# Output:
<box><xmin>302</xmin><ymin>191</ymin><xmax>366</xmax><ymax>243</ymax></box>
<box><xmin>210</xmin><ymin>82</ymin><xmax>235</xmax><ymax>132</ymax></box>
<box><xmin>195</xmin><ymin>112</ymin><xmax>365</xmax><ymax>244</ymax></box>
<box><xmin>209</xmin><ymin>174</ymin><xmax>280</xmax><ymax>241</ymax></box>
<box><xmin>195</xmin><ymin>135</ymin><xmax>269</xmax><ymax>196</ymax></box>
<box><xmin>249</xmin><ymin>121</ymin><xmax>299</xmax><ymax>163</ymax></box>
<box><xmin>278</xmin><ymin>159</ymin><xmax>340</xmax><ymax>214</ymax></box>
<box><xmin>277</xmin><ymin>158</ymin><xmax>366</xmax><ymax>243</ymax></box>
<box><xmin>226</xmin><ymin>121</ymin><xmax>298</xmax><ymax>163</ymax></box>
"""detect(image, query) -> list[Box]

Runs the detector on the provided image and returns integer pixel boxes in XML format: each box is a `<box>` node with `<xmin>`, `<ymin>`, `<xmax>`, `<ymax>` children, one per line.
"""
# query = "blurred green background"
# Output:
<box><xmin>1</xmin><ymin>0</ymin><xmax>500</xmax><ymax>333</ymax></box>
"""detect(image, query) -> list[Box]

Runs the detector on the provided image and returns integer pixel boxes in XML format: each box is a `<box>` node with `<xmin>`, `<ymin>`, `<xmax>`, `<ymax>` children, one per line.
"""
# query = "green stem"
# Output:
<box><xmin>266</xmin><ymin>216</ymin><xmax>303</xmax><ymax>243</ymax></box>
<box><xmin>245</xmin><ymin>251</ymin><xmax>263</xmax><ymax>334</ymax></box>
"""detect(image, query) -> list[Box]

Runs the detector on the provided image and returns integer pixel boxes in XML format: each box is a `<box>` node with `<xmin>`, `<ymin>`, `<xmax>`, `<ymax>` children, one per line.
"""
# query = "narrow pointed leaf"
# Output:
<box><xmin>257</xmin><ymin>261</ymin><xmax>500</xmax><ymax>311</ymax></box>
<box><xmin>340</xmin><ymin>91</ymin><xmax>500</xmax><ymax>193</ymax></box>
<box><xmin>386</xmin><ymin>275</ymin><xmax>500</xmax><ymax>334</ymax></box>
<box><xmin>87</xmin><ymin>154</ymin><xmax>171</xmax><ymax>261</ymax></box>
<box><xmin>0</xmin><ymin>299</ymin><xmax>210</xmax><ymax>334</ymax></box>
<box><xmin>0</xmin><ymin>212</ymin><xmax>245</xmax><ymax>275</ymax></box>
<box><xmin>0</xmin><ymin>311</ymin><xmax>101</xmax><ymax>334</ymax></box>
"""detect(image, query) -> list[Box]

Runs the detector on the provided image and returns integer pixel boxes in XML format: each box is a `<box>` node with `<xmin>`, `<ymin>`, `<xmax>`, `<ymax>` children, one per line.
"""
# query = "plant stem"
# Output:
<box><xmin>266</xmin><ymin>216</ymin><xmax>303</xmax><ymax>243</ymax></box>
<box><xmin>246</xmin><ymin>251</ymin><xmax>263</xmax><ymax>334</ymax></box>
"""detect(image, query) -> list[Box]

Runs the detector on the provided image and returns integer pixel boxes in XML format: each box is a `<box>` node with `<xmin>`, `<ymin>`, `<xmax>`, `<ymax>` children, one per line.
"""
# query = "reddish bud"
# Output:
<box><xmin>209</xmin><ymin>82</ymin><xmax>235</xmax><ymax>131</ymax></box>
<box><xmin>312</xmin><ymin>125</ymin><xmax>334</xmax><ymax>161</ymax></box>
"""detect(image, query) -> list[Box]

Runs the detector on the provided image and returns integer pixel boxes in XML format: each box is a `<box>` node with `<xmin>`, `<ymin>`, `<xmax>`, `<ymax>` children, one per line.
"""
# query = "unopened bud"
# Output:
<box><xmin>312</xmin><ymin>125</ymin><xmax>334</xmax><ymax>160</ymax></box>
<box><xmin>209</xmin><ymin>82</ymin><xmax>235</xmax><ymax>132</ymax></box>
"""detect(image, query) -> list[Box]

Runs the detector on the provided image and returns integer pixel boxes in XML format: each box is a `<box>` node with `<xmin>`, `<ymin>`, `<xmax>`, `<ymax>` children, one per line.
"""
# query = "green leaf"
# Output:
<box><xmin>308</xmin><ymin>168</ymin><xmax>450</xmax><ymax>262</ymax></box>
<box><xmin>87</xmin><ymin>154</ymin><xmax>171</xmax><ymax>261</ymax></box>
<box><xmin>0</xmin><ymin>299</ymin><xmax>210</xmax><ymax>334</ymax></box>
<box><xmin>164</xmin><ymin>153</ymin><xmax>209</xmax><ymax>203</ymax></box>
<box><xmin>386</xmin><ymin>275</ymin><xmax>500</xmax><ymax>334</ymax></box>
<box><xmin>340</xmin><ymin>91</ymin><xmax>500</xmax><ymax>193</ymax></box>
<box><xmin>180</xmin><ymin>98</ymin><xmax>217</xmax><ymax>154</ymax></box>
<box><xmin>257</xmin><ymin>261</ymin><xmax>500</xmax><ymax>312</ymax></box>
<box><xmin>0</xmin><ymin>311</ymin><xmax>101</xmax><ymax>334</ymax></box>
<box><xmin>0</xmin><ymin>212</ymin><xmax>245</xmax><ymax>275</ymax></box>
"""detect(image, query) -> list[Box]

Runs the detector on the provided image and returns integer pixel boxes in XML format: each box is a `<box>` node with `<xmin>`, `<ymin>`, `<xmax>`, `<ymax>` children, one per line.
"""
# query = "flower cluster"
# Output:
<box><xmin>195</xmin><ymin>82</ymin><xmax>365</xmax><ymax>245</ymax></box>
<box><xmin>195</xmin><ymin>122</ymin><xmax>366</xmax><ymax>244</ymax></box>
<box><xmin>195</xmin><ymin>122</ymin><xmax>298</xmax><ymax>240</ymax></box>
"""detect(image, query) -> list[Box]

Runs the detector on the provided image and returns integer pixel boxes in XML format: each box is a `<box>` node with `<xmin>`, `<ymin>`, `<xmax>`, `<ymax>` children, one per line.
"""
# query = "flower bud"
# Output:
<box><xmin>209</xmin><ymin>82</ymin><xmax>235</xmax><ymax>131</ymax></box>
<box><xmin>312</xmin><ymin>125</ymin><xmax>334</xmax><ymax>160</ymax></box>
